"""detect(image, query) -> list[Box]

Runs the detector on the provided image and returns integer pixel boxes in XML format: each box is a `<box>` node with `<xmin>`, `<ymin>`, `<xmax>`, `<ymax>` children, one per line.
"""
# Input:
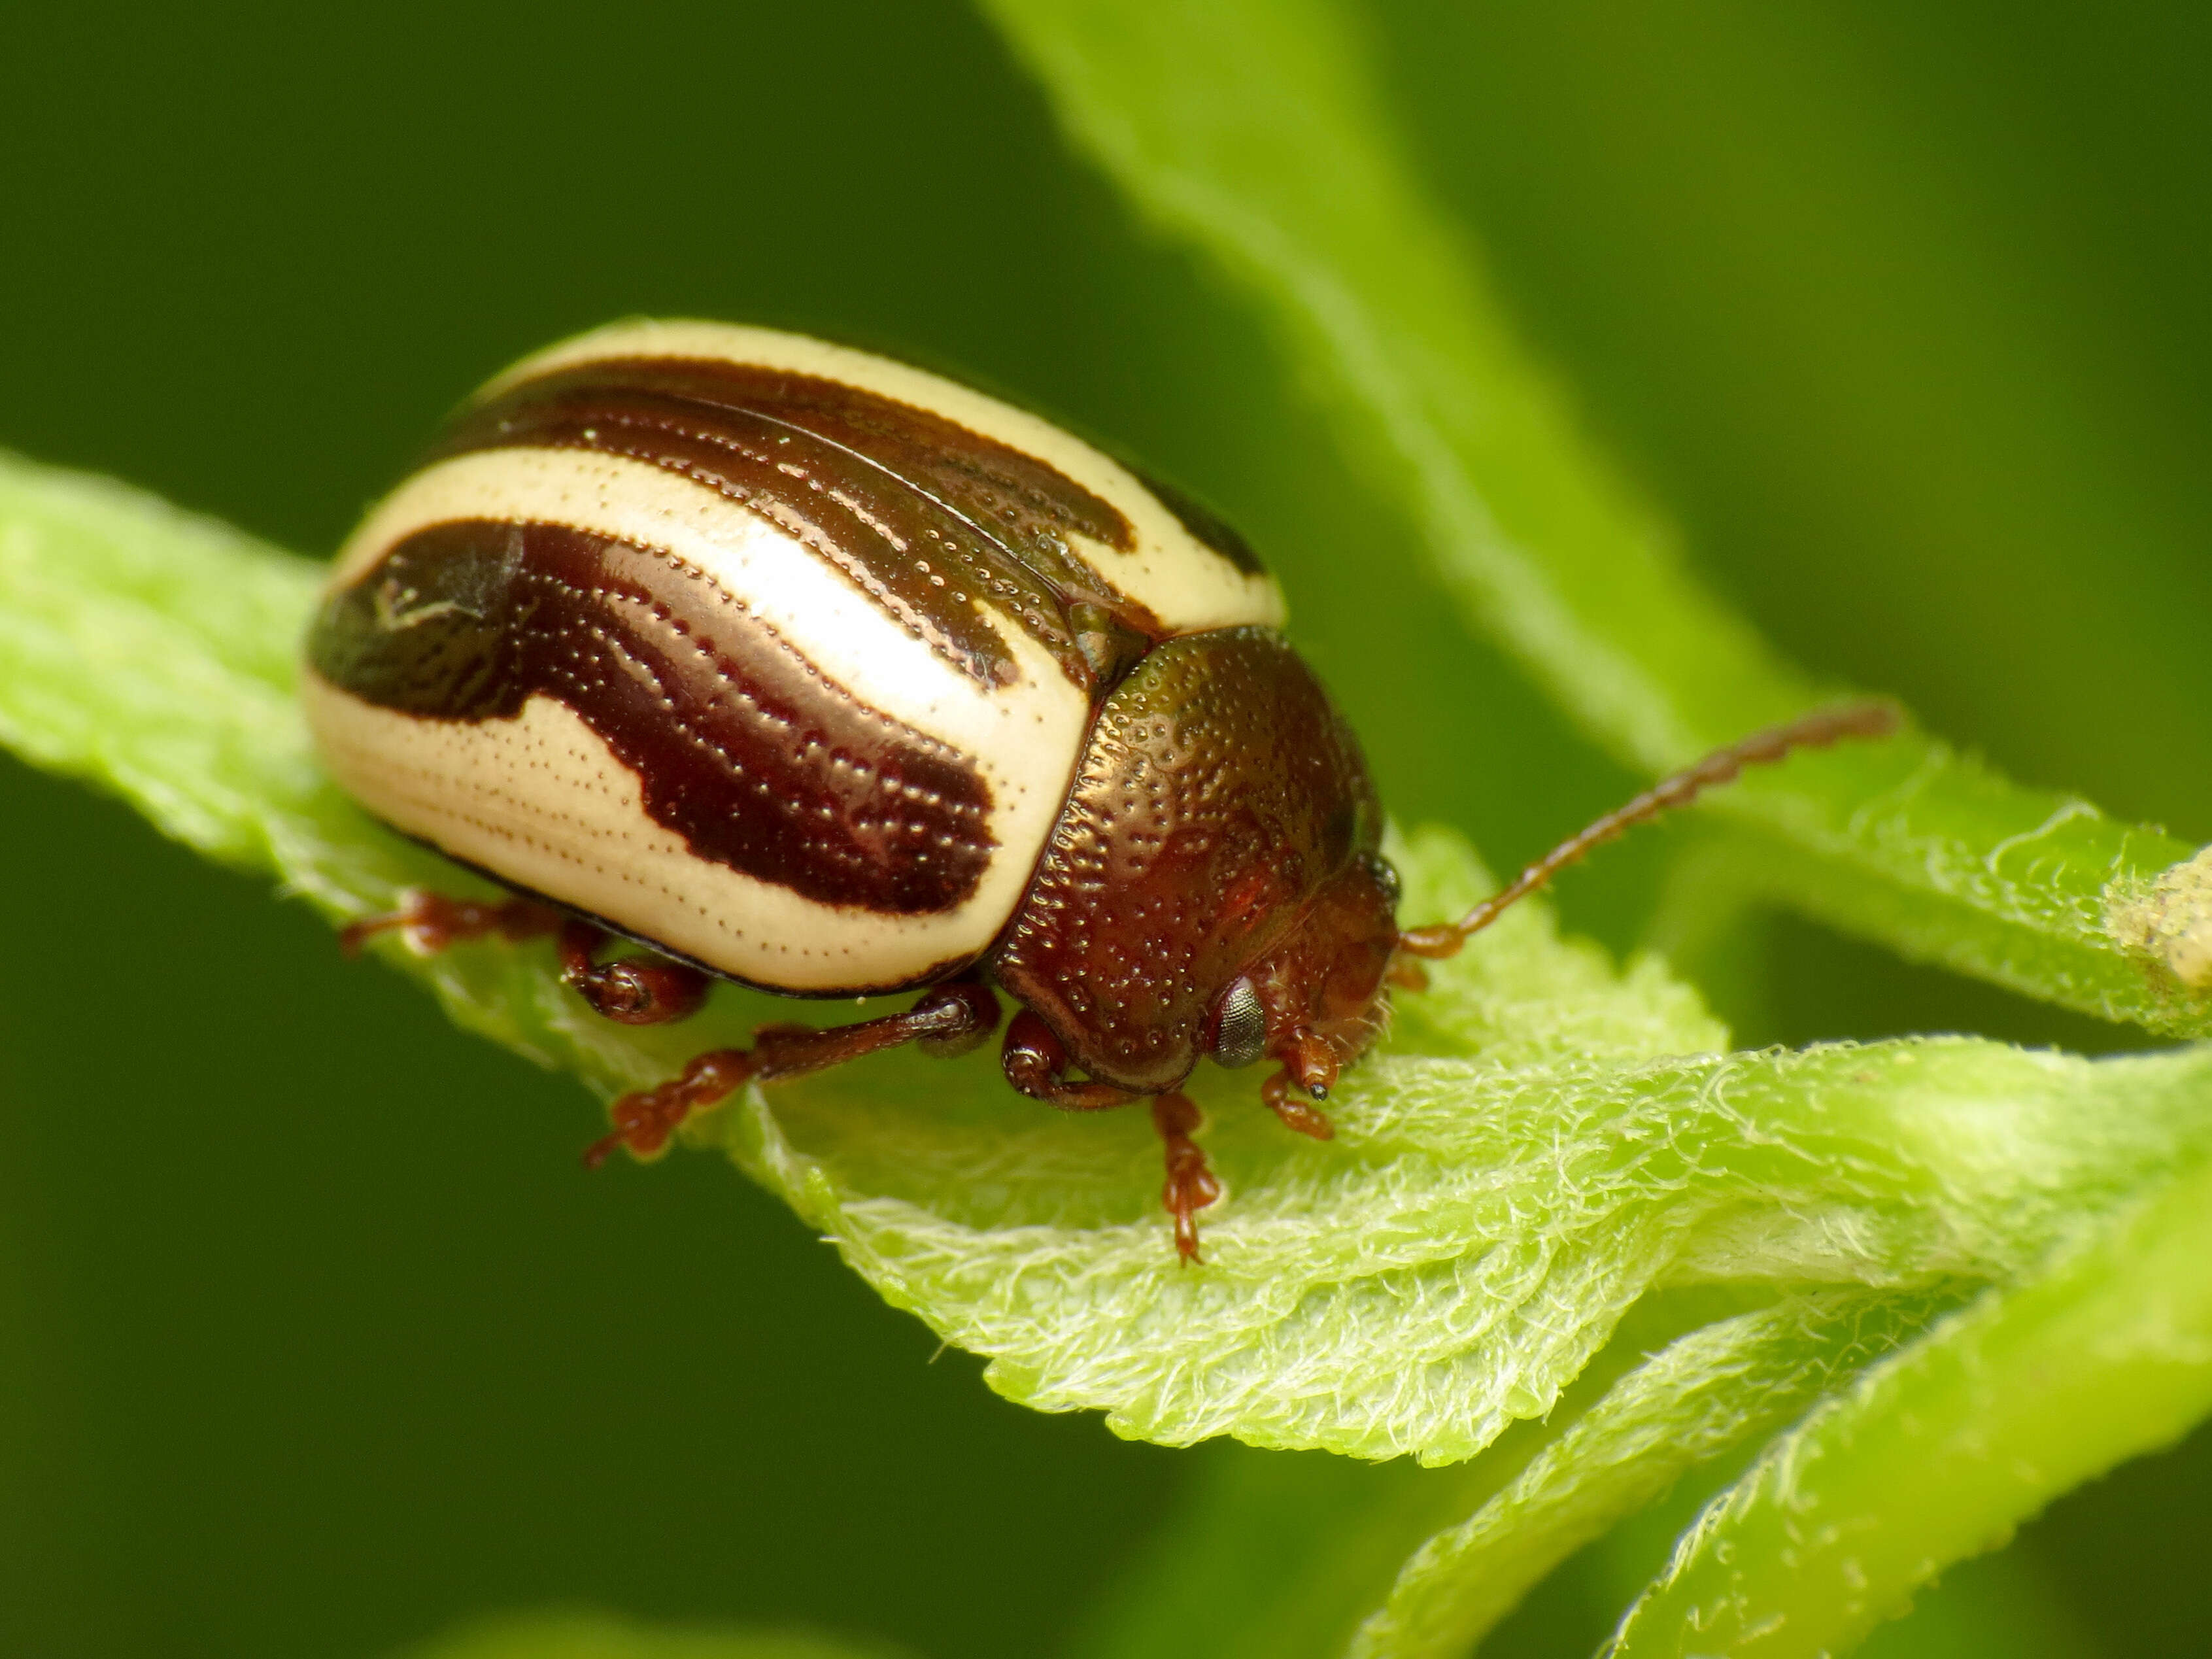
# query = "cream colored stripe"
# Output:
<box><xmin>305</xmin><ymin>681</ymin><xmax>1027</xmax><ymax>992</ymax></box>
<box><xmin>480</xmin><ymin>318</ymin><xmax>1287</xmax><ymax>635</ymax></box>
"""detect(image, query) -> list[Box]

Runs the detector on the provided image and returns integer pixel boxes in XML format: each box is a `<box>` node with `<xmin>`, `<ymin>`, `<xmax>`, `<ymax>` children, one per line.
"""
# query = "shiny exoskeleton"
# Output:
<box><xmin>307</xmin><ymin>320</ymin><xmax>1896</xmax><ymax>1259</ymax></box>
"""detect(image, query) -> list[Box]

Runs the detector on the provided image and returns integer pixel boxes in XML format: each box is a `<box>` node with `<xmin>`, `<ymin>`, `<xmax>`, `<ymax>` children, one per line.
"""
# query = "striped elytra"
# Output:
<box><xmin>309</xmin><ymin>317</ymin><xmax>1890</xmax><ymax>1259</ymax></box>
<box><xmin>305</xmin><ymin>321</ymin><xmax>1295</xmax><ymax>1001</ymax></box>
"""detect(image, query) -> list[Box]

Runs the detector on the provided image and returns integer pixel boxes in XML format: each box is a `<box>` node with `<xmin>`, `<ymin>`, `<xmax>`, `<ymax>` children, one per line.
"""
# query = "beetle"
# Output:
<box><xmin>304</xmin><ymin>319</ymin><xmax>1894</xmax><ymax>1259</ymax></box>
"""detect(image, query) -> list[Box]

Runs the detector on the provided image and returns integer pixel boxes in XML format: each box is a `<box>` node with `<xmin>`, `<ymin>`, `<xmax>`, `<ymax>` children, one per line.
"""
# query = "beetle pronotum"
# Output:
<box><xmin>305</xmin><ymin>320</ymin><xmax>1896</xmax><ymax>1259</ymax></box>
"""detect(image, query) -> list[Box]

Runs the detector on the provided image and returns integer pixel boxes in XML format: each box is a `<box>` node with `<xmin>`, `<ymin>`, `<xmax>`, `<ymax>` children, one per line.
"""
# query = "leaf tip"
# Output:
<box><xmin>2105</xmin><ymin>844</ymin><xmax>2212</xmax><ymax>993</ymax></box>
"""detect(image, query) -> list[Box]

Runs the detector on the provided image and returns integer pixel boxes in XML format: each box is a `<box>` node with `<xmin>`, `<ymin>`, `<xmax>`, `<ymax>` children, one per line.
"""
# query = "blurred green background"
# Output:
<box><xmin>3</xmin><ymin>2</ymin><xmax>2209</xmax><ymax>1654</ymax></box>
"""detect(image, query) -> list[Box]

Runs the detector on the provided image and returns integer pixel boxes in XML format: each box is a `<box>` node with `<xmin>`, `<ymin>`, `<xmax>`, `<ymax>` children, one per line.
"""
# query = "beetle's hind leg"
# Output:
<box><xmin>344</xmin><ymin>892</ymin><xmax>713</xmax><ymax>1025</ymax></box>
<box><xmin>341</xmin><ymin>889</ymin><xmax>564</xmax><ymax>956</ymax></box>
<box><xmin>587</xmin><ymin>977</ymin><xmax>1002</xmax><ymax>1167</ymax></box>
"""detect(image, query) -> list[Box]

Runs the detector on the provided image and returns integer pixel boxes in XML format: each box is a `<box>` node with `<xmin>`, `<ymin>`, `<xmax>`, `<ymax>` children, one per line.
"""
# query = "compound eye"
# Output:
<box><xmin>1210</xmin><ymin>978</ymin><xmax>1268</xmax><ymax>1070</ymax></box>
<box><xmin>1363</xmin><ymin>852</ymin><xmax>1402</xmax><ymax>906</ymax></box>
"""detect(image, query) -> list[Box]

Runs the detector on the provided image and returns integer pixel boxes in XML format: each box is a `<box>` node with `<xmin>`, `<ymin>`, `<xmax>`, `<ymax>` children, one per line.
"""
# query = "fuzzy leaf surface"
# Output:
<box><xmin>1607</xmin><ymin>1150</ymin><xmax>2212</xmax><ymax>1657</ymax></box>
<box><xmin>1346</xmin><ymin>1293</ymin><xmax>1948</xmax><ymax>1658</ymax></box>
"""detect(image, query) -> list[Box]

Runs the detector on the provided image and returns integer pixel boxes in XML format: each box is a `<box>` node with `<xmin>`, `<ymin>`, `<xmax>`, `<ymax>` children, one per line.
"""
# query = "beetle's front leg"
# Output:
<box><xmin>1151</xmin><ymin>1091</ymin><xmax>1222</xmax><ymax>1263</ymax></box>
<box><xmin>998</xmin><ymin>1010</ymin><xmax>1142</xmax><ymax>1110</ymax></box>
<box><xmin>586</xmin><ymin>977</ymin><xmax>1000</xmax><ymax>1167</ymax></box>
<box><xmin>998</xmin><ymin>1013</ymin><xmax>1221</xmax><ymax>1262</ymax></box>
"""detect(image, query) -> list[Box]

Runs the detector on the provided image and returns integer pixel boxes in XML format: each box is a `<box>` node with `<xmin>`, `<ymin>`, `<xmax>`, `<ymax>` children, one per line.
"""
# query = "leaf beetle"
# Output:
<box><xmin>305</xmin><ymin>320</ymin><xmax>1894</xmax><ymax>1258</ymax></box>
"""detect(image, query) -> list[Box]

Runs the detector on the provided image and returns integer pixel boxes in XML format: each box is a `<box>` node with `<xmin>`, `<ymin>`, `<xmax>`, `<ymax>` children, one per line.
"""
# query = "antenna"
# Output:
<box><xmin>1397</xmin><ymin>701</ymin><xmax>1901</xmax><ymax>960</ymax></box>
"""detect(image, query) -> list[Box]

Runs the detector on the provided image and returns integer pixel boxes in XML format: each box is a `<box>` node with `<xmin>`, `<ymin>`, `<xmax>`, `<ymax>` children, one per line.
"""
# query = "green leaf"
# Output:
<box><xmin>392</xmin><ymin>1611</ymin><xmax>904</xmax><ymax>1659</ymax></box>
<box><xmin>0</xmin><ymin>457</ymin><xmax>339</xmax><ymax>870</ymax></box>
<box><xmin>976</xmin><ymin>0</ymin><xmax>2211</xmax><ymax>1040</ymax></box>
<box><xmin>1061</xmin><ymin>1290</ymin><xmax>1947</xmax><ymax>1659</ymax></box>
<box><xmin>1345</xmin><ymin>1293</ymin><xmax>1948</xmax><ymax>1659</ymax></box>
<box><xmin>5</xmin><ymin>447</ymin><xmax>2208</xmax><ymax>1485</ymax></box>
<box><xmin>1603</xmin><ymin>1148</ymin><xmax>2212</xmax><ymax>1656</ymax></box>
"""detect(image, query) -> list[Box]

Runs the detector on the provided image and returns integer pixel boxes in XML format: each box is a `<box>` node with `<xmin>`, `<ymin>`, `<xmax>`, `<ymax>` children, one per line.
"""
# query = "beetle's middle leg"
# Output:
<box><xmin>344</xmin><ymin>891</ymin><xmax>715</xmax><ymax>1025</ymax></box>
<box><xmin>585</xmin><ymin>976</ymin><xmax>1002</xmax><ymax>1167</ymax></box>
<box><xmin>555</xmin><ymin>920</ymin><xmax>712</xmax><ymax>1025</ymax></box>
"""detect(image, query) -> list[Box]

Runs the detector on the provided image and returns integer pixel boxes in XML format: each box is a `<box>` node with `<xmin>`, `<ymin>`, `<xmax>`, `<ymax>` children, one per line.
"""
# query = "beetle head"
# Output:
<box><xmin>1204</xmin><ymin>851</ymin><xmax>1401</xmax><ymax>1104</ymax></box>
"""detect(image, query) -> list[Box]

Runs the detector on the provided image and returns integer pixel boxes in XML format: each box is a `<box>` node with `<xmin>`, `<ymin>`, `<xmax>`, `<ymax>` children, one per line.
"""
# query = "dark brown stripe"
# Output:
<box><xmin>309</xmin><ymin>520</ymin><xmax>996</xmax><ymax>915</ymax></box>
<box><xmin>432</xmin><ymin>356</ymin><xmax>1183</xmax><ymax>691</ymax></box>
